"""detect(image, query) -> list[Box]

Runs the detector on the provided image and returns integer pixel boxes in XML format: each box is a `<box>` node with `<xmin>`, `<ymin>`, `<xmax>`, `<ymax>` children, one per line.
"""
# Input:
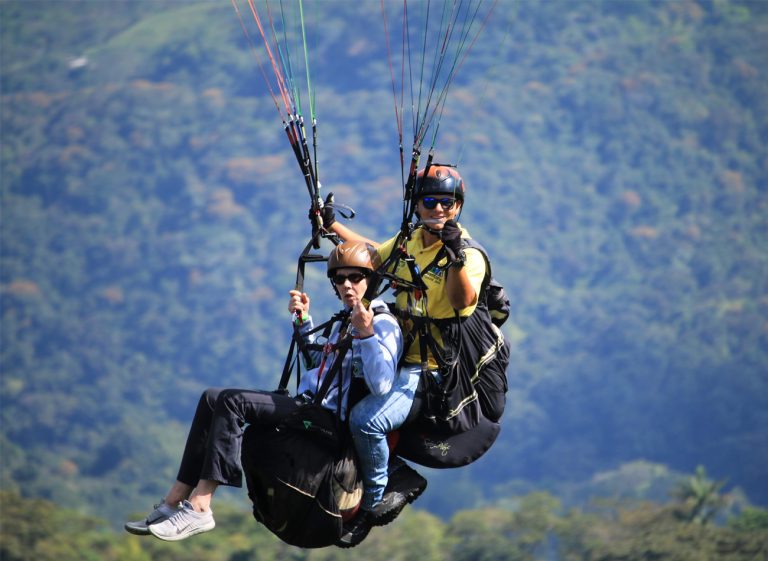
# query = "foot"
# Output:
<box><xmin>387</xmin><ymin>462</ymin><xmax>428</xmax><ymax>506</ymax></box>
<box><xmin>369</xmin><ymin>462</ymin><xmax>428</xmax><ymax>526</ymax></box>
<box><xmin>336</xmin><ymin>491</ymin><xmax>410</xmax><ymax>548</ymax></box>
<box><xmin>148</xmin><ymin>500</ymin><xmax>215</xmax><ymax>541</ymax></box>
<box><xmin>124</xmin><ymin>500</ymin><xmax>179</xmax><ymax>535</ymax></box>
<box><xmin>335</xmin><ymin>463</ymin><xmax>428</xmax><ymax>548</ymax></box>
<box><xmin>367</xmin><ymin>491</ymin><xmax>408</xmax><ymax>527</ymax></box>
<box><xmin>336</xmin><ymin>509</ymin><xmax>373</xmax><ymax>548</ymax></box>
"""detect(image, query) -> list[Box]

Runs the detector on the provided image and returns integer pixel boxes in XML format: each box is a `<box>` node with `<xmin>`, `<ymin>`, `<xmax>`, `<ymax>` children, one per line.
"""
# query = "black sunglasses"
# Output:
<box><xmin>332</xmin><ymin>272</ymin><xmax>368</xmax><ymax>285</ymax></box>
<box><xmin>421</xmin><ymin>196</ymin><xmax>457</xmax><ymax>210</ymax></box>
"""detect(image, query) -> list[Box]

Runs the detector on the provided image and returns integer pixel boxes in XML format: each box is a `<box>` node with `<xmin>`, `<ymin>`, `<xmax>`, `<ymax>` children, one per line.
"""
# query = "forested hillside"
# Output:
<box><xmin>3</xmin><ymin>488</ymin><xmax>768</xmax><ymax>561</ymax></box>
<box><xmin>1</xmin><ymin>0</ymin><xmax>767</xmax><ymax>535</ymax></box>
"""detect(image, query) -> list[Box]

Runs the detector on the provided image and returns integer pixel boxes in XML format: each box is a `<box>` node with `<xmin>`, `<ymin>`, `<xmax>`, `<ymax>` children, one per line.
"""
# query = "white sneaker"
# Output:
<box><xmin>124</xmin><ymin>500</ymin><xmax>179</xmax><ymax>535</ymax></box>
<box><xmin>148</xmin><ymin>500</ymin><xmax>215</xmax><ymax>541</ymax></box>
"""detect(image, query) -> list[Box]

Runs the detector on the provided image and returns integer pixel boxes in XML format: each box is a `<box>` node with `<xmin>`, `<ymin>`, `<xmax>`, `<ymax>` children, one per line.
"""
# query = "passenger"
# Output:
<box><xmin>124</xmin><ymin>241</ymin><xmax>404</xmax><ymax>543</ymax></box>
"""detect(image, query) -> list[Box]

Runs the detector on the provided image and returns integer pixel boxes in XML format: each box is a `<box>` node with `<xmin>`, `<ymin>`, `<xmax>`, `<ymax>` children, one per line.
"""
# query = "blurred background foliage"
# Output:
<box><xmin>1</xmin><ymin>0</ymin><xmax>767</xmax><ymax>553</ymax></box>
<box><xmin>1</xmin><ymin>486</ymin><xmax>766</xmax><ymax>561</ymax></box>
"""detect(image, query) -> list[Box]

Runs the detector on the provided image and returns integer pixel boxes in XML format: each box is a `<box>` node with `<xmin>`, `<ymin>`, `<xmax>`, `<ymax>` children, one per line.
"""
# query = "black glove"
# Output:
<box><xmin>320</xmin><ymin>192</ymin><xmax>336</xmax><ymax>229</ymax></box>
<box><xmin>440</xmin><ymin>219</ymin><xmax>464</xmax><ymax>264</ymax></box>
<box><xmin>308</xmin><ymin>192</ymin><xmax>336</xmax><ymax>230</ymax></box>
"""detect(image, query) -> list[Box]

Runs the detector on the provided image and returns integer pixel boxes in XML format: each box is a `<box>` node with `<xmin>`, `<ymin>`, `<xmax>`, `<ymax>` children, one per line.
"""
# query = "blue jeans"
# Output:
<box><xmin>349</xmin><ymin>365</ymin><xmax>421</xmax><ymax>509</ymax></box>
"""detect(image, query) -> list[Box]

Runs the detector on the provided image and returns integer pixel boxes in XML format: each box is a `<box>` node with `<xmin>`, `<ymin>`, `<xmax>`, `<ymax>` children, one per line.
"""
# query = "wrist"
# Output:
<box><xmin>354</xmin><ymin>326</ymin><xmax>375</xmax><ymax>339</ymax></box>
<box><xmin>322</xmin><ymin>209</ymin><xmax>335</xmax><ymax>228</ymax></box>
<box><xmin>447</xmin><ymin>248</ymin><xmax>466</xmax><ymax>269</ymax></box>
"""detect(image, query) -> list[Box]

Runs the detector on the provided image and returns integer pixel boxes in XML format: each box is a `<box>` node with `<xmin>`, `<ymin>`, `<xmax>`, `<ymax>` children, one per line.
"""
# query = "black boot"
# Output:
<box><xmin>337</xmin><ymin>491</ymin><xmax>407</xmax><ymax>548</ymax></box>
<box><xmin>367</xmin><ymin>491</ymin><xmax>408</xmax><ymax>526</ymax></box>
<box><xmin>386</xmin><ymin>461</ymin><xmax>428</xmax><ymax>506</ymax></box>
<box><xmin>336</xmin><ymin>462</ymin><xmax>428</xmax><ymax>548</ymax></box>
<box><xmin>336</xmin><ymin>510</ymin><xmax>373</xmax><ymax>548</ymax></box>
<box><xmin>368</xmin><ymin>462</ymin><xmax>429</xmax><ymax>527</ymax></box>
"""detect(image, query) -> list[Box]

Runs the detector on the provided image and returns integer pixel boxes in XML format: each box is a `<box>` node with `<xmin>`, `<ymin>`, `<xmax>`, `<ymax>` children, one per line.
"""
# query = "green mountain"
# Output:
<box><xmin>1</xmin><ymin>0</ymin><xmax>766</xmax><ymax>527</ymax></box>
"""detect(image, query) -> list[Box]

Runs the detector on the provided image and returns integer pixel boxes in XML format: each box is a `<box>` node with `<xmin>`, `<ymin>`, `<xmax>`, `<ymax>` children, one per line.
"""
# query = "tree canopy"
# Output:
<box><xmin>1</xmin><ymin>0</ymin><xmax>766</xmax><ymax>529</ymax></box>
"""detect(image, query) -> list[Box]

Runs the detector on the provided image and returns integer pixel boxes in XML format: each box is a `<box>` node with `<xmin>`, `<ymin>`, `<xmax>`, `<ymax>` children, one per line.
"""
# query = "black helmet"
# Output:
<box><xmin>412</xmin><ymin>164</ymin><xmax>465</xmax><ymax>202</ymax></box>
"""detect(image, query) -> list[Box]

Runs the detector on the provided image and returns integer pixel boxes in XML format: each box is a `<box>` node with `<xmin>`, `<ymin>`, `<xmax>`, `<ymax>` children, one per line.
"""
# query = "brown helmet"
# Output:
<box><xmin>327</xmin><ymin>241</ymin><xmax>377</xmax><ymax>277</ymax></box>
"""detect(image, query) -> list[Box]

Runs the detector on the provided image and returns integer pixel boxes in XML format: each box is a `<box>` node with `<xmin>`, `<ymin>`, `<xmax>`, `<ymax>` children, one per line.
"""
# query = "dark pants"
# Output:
<box><xmin>176</xmin><ymin>388</ymin><xmax>300</xmax><ymax>488</ymax></box>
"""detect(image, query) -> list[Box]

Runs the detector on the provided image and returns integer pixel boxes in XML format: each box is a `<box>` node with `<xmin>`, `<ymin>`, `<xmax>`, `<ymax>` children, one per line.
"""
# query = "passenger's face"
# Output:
<box><xmin>332</xmin><ymin>267</ymin><xmax>369</xmax><ymax>307</ymax></box>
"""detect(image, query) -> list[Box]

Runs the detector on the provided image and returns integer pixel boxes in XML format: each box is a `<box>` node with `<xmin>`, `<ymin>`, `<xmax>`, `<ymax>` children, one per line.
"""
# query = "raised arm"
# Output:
<box><xmin>329</xmin><ymin>221</ymin><xmax>380</xmax><ymax>248</ymax></box>
<box><xmin>351</xmin><ymin>301</ymin><xmax>401</xmax><ymax>396</ymax></box>
<box><xmin>319</xmin><ymin>195</ymin><xmax>380</xmax><ymax>247</ymax></box>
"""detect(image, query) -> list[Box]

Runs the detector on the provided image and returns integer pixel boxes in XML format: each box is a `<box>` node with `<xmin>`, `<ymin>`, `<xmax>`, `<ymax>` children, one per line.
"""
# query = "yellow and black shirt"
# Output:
<box><xmin>376</xmin><ymin>225</ymin><xmax>486</xmax><ymax>368</ymax></box>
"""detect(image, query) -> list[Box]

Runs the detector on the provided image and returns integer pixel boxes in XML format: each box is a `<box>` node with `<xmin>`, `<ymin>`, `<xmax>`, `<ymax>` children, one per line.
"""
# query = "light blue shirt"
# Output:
<box><xmin>296</xmin><ymin>298</ymin><xmax>403</xmax><ymax>418</ymax></box>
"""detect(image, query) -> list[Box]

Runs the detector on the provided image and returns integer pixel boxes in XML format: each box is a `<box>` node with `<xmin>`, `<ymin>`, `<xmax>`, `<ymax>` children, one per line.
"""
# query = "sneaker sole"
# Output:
<box><xmin>124</xmin><ymin>523</ymin><xmax>151</xmax><ymax>536</ymax></box>
<box><xmin>149</xmin><ymin>520</ymin><xmax>216</xmax><ymax>541</ymax></box>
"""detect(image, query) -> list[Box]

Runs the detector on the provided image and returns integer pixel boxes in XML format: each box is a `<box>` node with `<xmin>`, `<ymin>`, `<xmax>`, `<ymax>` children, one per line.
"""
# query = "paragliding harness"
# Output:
<box><xmin>352</xmin><ymin>227</ymin><xmax>509</xmax><ymax>468</ymax></box>
<box><xmin>241</xmin><ymin>309</ymin><xmax>364</xmax><ymax>549</ymax></box>
<box><xmin>391</xmin><ymin>237</ymin><xmax>510</xmax><ymax>434</ymax></box>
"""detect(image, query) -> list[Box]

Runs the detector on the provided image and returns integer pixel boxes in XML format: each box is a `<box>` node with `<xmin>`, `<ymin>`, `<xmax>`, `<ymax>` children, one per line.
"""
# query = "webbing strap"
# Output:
<box><xmin>312</xmin><ymin>321</ymin><xmax>353</xmax><ymax>420</ymax></box>
<box><xmin>277</xmin><ymin>331</ymin><xmax>298</xmax><ymax>394</ymax></box>
<box><xmin>277</xmin><ymin>310</ymin><xmax>348</xmax><ymax>394</ymax></box>
<box><xmin>294</xmin><ymin>231</ymin><xmax>337</xmax><ymax>293</ymax></box>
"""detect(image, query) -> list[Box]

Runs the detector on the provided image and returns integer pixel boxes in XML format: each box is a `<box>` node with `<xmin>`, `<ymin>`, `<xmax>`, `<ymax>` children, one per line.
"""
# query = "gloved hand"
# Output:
<box><xmin>440</xmin><ymin>219</ymin><xmax>463</xmax><ymax>263</ymax></box>
<box><xmin>308</xmin><ymin>192</ymin><xmax>336</xmax><ymax>230</ymax></box>
<box><xmin>320</xmin><ymin>192</ymin><xmax>336</xmax><ymax>229</ymax></box>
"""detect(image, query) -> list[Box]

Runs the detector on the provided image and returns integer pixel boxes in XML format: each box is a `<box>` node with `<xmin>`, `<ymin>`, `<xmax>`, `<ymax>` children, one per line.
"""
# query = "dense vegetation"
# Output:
<box><xmin>2</xmin><ymin>484</ymin><xmax>767</xmax><ymax>561</ymax></box>
<box><xmin>1</xmin><ymin>0</ymin><xmax>766</xmax><ymax>545</ymax></box>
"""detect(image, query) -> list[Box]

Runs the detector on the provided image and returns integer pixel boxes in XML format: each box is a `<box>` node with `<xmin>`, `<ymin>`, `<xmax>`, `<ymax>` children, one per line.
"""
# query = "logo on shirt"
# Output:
<box><xmin>394</xmin><ymin>257</ymin><xmax>446</xmax><ymax>285</ymax></box>
<box><xmin>422</xmin><ymin>264</ymin><xmax>445</xmax><ymax>284</ymax></box>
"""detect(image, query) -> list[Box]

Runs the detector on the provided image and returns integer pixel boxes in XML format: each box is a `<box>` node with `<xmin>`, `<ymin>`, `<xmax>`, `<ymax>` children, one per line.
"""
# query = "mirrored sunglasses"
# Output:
<box><xmin>421</xmin><ymin>196</ymin><xmax>457</xmax><ymax>210</ymax></box>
